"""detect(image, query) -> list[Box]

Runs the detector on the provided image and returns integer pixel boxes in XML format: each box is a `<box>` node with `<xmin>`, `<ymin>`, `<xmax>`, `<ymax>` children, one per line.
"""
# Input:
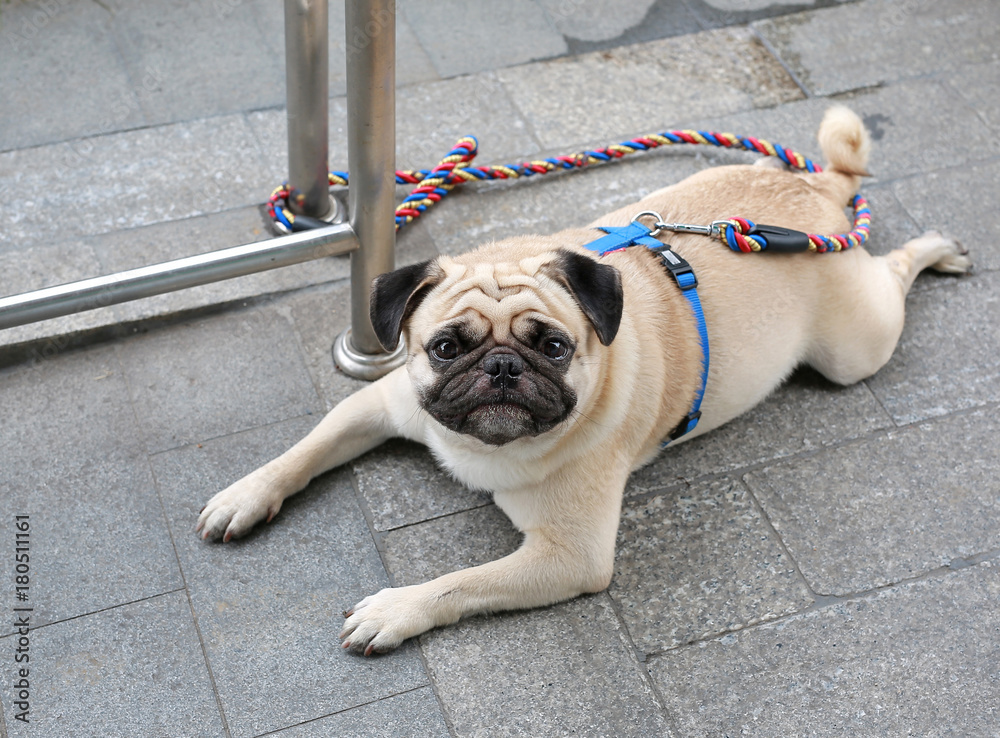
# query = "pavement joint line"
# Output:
<box><xmin>0</xmin><ymin>108</ymin><xmax>249</xmax><ymax>157</ymax></box>
<box><xmin>599</xmin><ymin>589</ymin><xmax>684</xmax><ymax>735</ymax></box>
<box><xmin>0</xmin><ymin>201</ymin><xmax>275</xmax><ymax>258</ymax></box>
<box><xmin>361</xmin><ymin>498</ymin><xmax>498</xmax><ymax>537</ymax></box>
<box><xmin>113</xmin><ymin>341</ymin><xmax>156</xmax><ymax>462</ymax></box>
<box><xmin>344</xmin><ymin>460</ymin><xmax>460</xmax><ymax>736</ymax></box>
<box><xmin>640</xmin><ymin>551</ymin><xmax>1000</xmax><ymax>661</ymax></box>
<box><xmin>0</xmin><ymin>588</ymin><xmax>187</xmax><ymax>640</ymax></box>
<box><xmin>750</xmin><ymin>24</ymin><xmax>812</xmax><ymax>99</ymax></box>
<box><xmin>492</xmin><ymin>70</ymin><xmax>549</xmax><ymax>156</ymax></box>
<box><xmin>739</xmin><ymin>471</ymin><xmax>818</xmax><ymax>605</ymax></box>
<box><xmin>141</xmin><ymin>382</ymin><xmax>236</xmax><ymax>738</ymax></box>
<box><xmin>278</xmin><ymin>302</ymin><xmax>333</xmax><ymax>415</ymax></box>
<box><xmin>145</xmin><ymin>409</ymin><xmax>325</xmax><ymax>460</ymax></box>
<box><xmin>249</xmin><ymin>684</ymin><xmax>436</xmax><ymax>738</ymax></box>
<box><xmin>861</xmin><ymin>376</ymin><xmax>900</xmax><ymax>430</ymax></box>
<box><xmin>627</xmin><ymin>397</ymin><xmax>1000</xmax><ymax>506</ymax></box>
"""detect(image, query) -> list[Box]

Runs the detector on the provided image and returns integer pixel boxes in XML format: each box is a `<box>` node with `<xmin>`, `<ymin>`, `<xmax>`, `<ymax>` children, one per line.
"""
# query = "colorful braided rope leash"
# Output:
<box><xmin>267</xmin><ymin>130</ymin><xmax>871</xmax><ymax>255</ymax></box>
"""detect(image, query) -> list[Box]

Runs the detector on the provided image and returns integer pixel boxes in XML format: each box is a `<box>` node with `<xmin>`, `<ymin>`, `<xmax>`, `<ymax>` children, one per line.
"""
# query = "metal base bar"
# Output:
<box><xmin>332</xmin><ymin>327</ymin><xmax>406</xmax><ymax>380</ymax></box>
<box><xmin>0</xmin><ymin>225</ymin><xmax>358</xmax><ymax>330</ymax></box>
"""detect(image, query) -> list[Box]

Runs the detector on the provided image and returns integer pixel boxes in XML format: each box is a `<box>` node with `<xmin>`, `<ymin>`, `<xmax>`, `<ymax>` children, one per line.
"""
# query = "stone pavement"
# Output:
<box><xmin>1</xmin><ymin>0</ymin><xmax>999</xmax><ymax>735</ymax></box>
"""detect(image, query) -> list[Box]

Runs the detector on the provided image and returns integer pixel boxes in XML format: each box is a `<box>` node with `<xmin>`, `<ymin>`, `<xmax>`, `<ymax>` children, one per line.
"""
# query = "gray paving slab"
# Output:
<box><xmin>250</xmin><ymin>0</ymin><xmax>441</xmax><ymax>100</ymax></box>
<box><xmin>948</xmin><ymin>59</ymin><xmax>1000</xmax><ymax>135</ymax></box>
<box><xmin>865</xmin><ymin>270</ymin><xmax>1000</xmax><ymax>426</ymax></box>
<box><xmin>754</xmin><ymin>0</ymin><xmax>1000</xmax><ymax>97</ymax></box>
<box><xmin>628</xmin><ymin>368</ymin><xmax>893</xmax><ymax>494</ymax></box>
<box><xmin>247</xmin><ymin>71</ymin><xmax>542</xmax><ymax>194</ymax></box>
<box><xmin>498</xmin><ymin>26</ymin><xmax>803</xmax><ymax>150</ymax></box>
<box><xmin>854</xmin><ymin>183</ymin><xmax>922</xmax><ymax>258</ymax></box>
<box><xmin>745</xmin><ymin>406</ymin><xmax>1000</xmax><ymax>596</ymax></box>
<box><xmin>151</xmin><ymin>416</ymin><xmax>431</xmax><ymax>738</ymax></box>
<box><xmin>393</xmin><ymin>71</ymin><xmax>542</xmax><ymax>170</ymax></box>
<box><xmin>648</xmin><ymin>560</ymin><xmax>1000</xmax><ymax>736</ymax></box>
<box><xmin>891</xmin><ymin>158</ymin><xmax>1000</xmax><ymax>272</ymax></box>
<box><xmin>0</xmin><ymin>114</ymin><xmax>270</xmax><ymax>249</ymax></box>
<box><xmin>0</xmin><ymin>591</ymin><xmax>224</xmax><ymax>738</ymax></box>
<box><xmin>269</xmin><ymin>687</ymin><xmax>450</xmax><ymax>738</ymax></box>
<box><xmin>389</xmin><ymin>6</ymin><xmax>444</xmax><ymax>91</ymax></box>
<box><xmin>380</xmin><ymin>504</ymin><xmax>675</xmax><ymax>736</ymax></box>
<box><xmin>542</xmin><ymin>0</ymin><xmax>703</xmax><ymax>53</ymax></box>
<box><xmin>0</xmin><ymin>343</ymin><xmax>182</xmax><ymax>630</ymax></box>
<box><xmin>612</xmin><ymin>477</ymin><xmax>813</xmax><ymax>654</ymax></box>
<box><xmin>275</xmin><ymin>281</ymin><xmax>374</xmax><ymax>412</ymax></box>
<box><xmin>400</xmin><ymin>0</ymin><xmax>568</xmax><ymax>78</ymax></box>
<box><xmin>380</xmin><ymin>503</ymin><xmax>522</xmax><ymax>587</ymax></box>
<box><xmin>538</xmin><ymin>0</ymin><xmax>660</xmax><ymax>41</ymax></box>
<box><xmin>695</xmin><ymin>77</ymin><xmax>996</xmax><ymax>185</ymax></box>
<box><xmin>117</xmin><ymin>303</ymin><xmax>320</xmax><ymax>454</ymax></box>
<box><xmin>110</xmin><ymin>0</ymin><xmax>286</xmax><ymax>126</ymax></box>
<box><xmin>0</xmin><ymin>0</ymin><xmax>138</xmax><ymax>151</ymax></box>
<box><xmin>421</xmin><ymin>595</ymin><xmax>676</xmax><ymax>738</ymax></box>
<box><xmin>353</xmin><ymin>439</ymin><xmax>492</xmax><ymax>533</ymax></box>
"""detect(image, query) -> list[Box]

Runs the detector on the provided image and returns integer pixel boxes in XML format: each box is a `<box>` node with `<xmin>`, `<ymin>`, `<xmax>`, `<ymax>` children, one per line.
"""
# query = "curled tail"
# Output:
<box><xmin>818</xmin><ymin>105</ymin><xmax>871</xmax><ymax>177</ymax></box>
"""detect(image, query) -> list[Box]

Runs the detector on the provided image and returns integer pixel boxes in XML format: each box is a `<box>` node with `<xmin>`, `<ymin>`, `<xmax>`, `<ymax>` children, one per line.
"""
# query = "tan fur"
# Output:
<box><xmin>196</xmin><ymin>107</ymin><xmax>970</xmax><ymax>655</ymax></box>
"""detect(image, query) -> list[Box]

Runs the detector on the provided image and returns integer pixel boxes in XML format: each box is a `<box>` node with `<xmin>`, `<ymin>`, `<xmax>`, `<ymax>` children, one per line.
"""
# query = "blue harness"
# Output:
<box><xmin>582</xmin><ymin>219</ymin><xmax>709</xmax><ymax>444</ymax></box>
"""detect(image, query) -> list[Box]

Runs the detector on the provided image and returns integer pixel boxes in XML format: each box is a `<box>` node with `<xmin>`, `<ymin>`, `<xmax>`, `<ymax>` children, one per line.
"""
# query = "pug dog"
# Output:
<box><xmin>196</xmin><ymin>106</ymin><xmax>970</xmax><ymax>655</ymax></box>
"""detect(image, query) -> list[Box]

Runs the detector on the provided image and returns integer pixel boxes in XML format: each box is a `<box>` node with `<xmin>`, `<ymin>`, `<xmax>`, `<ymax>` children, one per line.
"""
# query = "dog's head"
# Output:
<box><xmin>370</xmin><ymin>241</ymin><xmax>623</xmax><ymax>446</ymax></box>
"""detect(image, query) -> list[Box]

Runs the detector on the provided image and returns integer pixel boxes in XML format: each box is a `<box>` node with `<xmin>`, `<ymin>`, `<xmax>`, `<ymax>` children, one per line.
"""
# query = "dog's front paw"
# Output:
<box><xmin>340</xmin><ymin>586</ymin><xmax>438</xmax><ymax>656</ymax></box>
<box><xmin>196</xmin><ymin>467</ymin><xmax>288</xmax><ymax>542</ymax></box>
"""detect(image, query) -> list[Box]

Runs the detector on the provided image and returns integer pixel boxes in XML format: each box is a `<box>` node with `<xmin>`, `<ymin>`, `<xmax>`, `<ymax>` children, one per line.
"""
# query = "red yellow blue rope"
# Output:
<box><xmin>266</xmin><ymin>130</ymin><xmax>871</xmax><ymax>253</ymax></box>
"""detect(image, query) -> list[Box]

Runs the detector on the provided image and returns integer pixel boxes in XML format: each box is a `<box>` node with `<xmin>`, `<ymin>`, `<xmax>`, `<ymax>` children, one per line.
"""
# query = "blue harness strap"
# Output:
<box><xmin>582</xmin><ymin>223</ymin><xmax>710</xmax><ymax>444</ymax></box>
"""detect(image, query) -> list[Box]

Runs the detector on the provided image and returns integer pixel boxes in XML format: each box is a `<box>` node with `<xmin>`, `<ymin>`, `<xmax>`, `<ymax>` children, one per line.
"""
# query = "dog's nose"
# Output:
<box><xmin>483</xmin><ymin>353</ymin><xmax>524</xmax><ymax>387</ymax></box>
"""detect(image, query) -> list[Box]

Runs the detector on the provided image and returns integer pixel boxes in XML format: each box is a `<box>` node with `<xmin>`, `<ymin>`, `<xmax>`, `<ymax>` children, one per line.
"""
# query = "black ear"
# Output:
<box><xmin>370</xmin><ymin>259</ymin><xmax>443</xmax><ymax>351</ymax></box>
<box><xmin>547</xmin><ymin>249</ymin><xmax>623</xmax><ymax>346</ymax></box>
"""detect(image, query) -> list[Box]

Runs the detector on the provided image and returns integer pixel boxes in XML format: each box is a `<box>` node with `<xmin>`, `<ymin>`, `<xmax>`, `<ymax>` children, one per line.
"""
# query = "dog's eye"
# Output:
<box><xmin>541</xmin><ymin>338</ymin><xmax>570</xmax><ymax>361</ymax></box>
<box><xmin>431</xmin><ymin>339</ymin><xmax>460</xmax><ymax>361</ymax></box>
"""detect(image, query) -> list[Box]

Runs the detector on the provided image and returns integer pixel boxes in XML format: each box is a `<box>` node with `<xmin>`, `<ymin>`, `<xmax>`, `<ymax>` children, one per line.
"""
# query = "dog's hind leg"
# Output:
<box><xmin>805</xmin><ymin>232</ymin><xmax>971</xmax><ymax>386</ymax></box>
<box><xmin>884</xmin><ymin>230</ymin><xmax>972</xmax><ymax>292</ymax></box>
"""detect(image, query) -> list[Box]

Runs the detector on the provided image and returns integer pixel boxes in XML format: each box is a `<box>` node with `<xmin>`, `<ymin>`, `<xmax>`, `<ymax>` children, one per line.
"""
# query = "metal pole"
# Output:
<box><xmin>285</xmin><ymin>0</ymin><xmax>336</xmax><ymax>220</ymax></box>
<box><xmin>0</xmin><ymin>225</ymin><xmax>358</xmax><ymax>330</ymax></box>
<box><xmin>333</xmin><ymin>0</ymin><xmax>405</xmax><ymax>379</ymax></box>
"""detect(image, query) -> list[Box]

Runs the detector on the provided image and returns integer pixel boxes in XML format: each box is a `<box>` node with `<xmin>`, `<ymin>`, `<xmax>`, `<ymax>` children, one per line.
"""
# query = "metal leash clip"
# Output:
<box><xmin>631</xmin><ymin>210</ymin><xmax>722</xmax><ymax>238</ymax></box>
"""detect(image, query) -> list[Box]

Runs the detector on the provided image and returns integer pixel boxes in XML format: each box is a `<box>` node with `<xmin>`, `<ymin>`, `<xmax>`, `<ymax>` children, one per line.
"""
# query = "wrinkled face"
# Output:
<box><xmin>416</xmin><ymin>306</ymin><xmax>579</xmax><ymax>446</ymax></box>
<box><xmin>410</xmin><ymin>255</ymin><xmax>588</xmax><ymax>446</ymax></box>
<box><xmin>370</xmin><ymin>245</ymin><xmax>623</xmax><ymax>447</ymax></box>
